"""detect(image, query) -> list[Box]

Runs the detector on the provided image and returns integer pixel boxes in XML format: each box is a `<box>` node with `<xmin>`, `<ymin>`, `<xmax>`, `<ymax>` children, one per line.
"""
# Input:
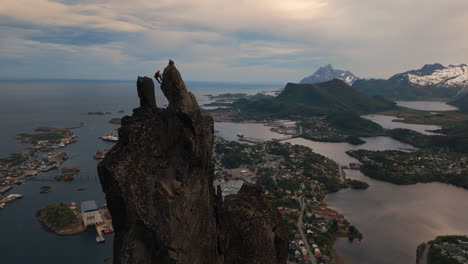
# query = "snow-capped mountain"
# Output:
<box><xmin>300</xmin><ymin>64</ymin><xmax>359</xmax><ymax>86</ymax></box>
<box><xmin>398</xmin><ymin>64</ymin><xmax>468</xmax><ymax>94</ymax></box>
<box><xmin>353</xmin><ymin>63</ymin><xmax>468</xmax><ymax>100</ymax></box>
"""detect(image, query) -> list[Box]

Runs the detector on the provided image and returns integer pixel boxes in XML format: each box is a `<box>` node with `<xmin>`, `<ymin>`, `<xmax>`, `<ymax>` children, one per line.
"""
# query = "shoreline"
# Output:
<box><xmin>331</xmin><ymin>244</ymin><xmax>352</xmax><ymax>264</ymax></box>
<box><xmin>35</xmin><ymin>209</ymin><xmax>87</xmax><ymax>236</ymax></box>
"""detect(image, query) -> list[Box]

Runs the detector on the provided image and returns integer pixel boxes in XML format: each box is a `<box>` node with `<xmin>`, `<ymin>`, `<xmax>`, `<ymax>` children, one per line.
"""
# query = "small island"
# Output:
<box><xmin>345</xmin><ymin>178</ymin><xmax>369</xmax><ymax>189</ymax></box>
<box><xmin>36</xmin><ymin>203</ymin><xmax>86</xmax><ymax>235</ymax></box>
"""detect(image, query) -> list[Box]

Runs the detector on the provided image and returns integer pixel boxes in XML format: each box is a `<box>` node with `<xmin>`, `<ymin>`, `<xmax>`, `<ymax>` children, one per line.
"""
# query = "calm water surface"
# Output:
<box><xmin>326</xmin><ymin>170</ymin><xmax>468</xmax><ymax>264</ymax></box>
<box><xmin>362</xmin><ymin>114</ymin><xmax>441</xmax><ymax>135</ymax></box>
<box><xmin>0</xmin><ymin>80</ymin><xmax>280</xmax><ymax>264</ymax></box>
<box><xmin>215</xmin><ymin>122</ymin><xmax>284</xmax><ymax>142</ymax></box>
<box><xmin>396</xmin><ymin>101</ymin><xmax>459</xmax><ymax>111</ymax></box>
<box><xmin>284</xmin><ymin>137</ymin><xmax>417</xmax><ymax>165</ymax></box>
<box><xmin>285</xmin><ymin>136</ymin><xmax>468</xmax><ymax>264</ymax></box>
<box><xmin>2</xmin><ymin>82</ymin><xmax>467</xmax><ymax>264</ymax></box>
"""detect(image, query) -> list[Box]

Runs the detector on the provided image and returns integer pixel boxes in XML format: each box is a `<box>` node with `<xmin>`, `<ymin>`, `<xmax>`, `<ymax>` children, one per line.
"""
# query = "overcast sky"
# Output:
<box><xmin>1</xmin><ymin>0</ymin><xmax>468</xmax><ymax>82</ymax></box>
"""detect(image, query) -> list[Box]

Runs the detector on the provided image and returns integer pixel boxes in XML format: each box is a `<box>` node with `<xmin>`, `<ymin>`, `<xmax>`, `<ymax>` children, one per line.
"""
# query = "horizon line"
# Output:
<box><xmin>0</xmin><ymin>78</ymin><xmax>284</xmax><ymax>85</ymax></box>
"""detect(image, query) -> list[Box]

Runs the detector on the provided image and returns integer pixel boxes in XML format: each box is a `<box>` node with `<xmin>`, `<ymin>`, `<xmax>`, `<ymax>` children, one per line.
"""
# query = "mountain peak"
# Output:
<box><xmin>354</xmin><ymin>62</ymin><xmax>468</xmax><ymax>100</ymax></box>
<box><xmin>300</xmin><ymin>64</ymin><xmax>358</xmax><ymax>85</ymax></box>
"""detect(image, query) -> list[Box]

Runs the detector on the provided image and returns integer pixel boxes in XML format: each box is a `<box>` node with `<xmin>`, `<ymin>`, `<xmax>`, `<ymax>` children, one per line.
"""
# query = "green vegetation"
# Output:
<box><xmin>270</xmin><ymin>197</ymin><xmax>300</xmax><ymax>209</ymax></box>
<box><xmin>233</xmin><ymin>80</ymin><xmax>395</xmax><ymax>117</ymax></box>
<box><xmin>277</xmin><ymin>178</ymin><xmax>300</xmax><ymax>192</ymax></box>
<box><xmin>426</xmin><ymin>236</ymin><xmax>468</xmax><ymax>264</ymax></box>
<box><xmin>220</xmin><ymin>152</ymin><xmax>253</xmax><ymax>169</ymax></box>
<box><xmin>326</xmin><ymin>111</ymin><xmax>385</xmax><ymax>136</ymax></box>
<box><xmin>346</xmin><ymin>179</ymin><xmax>369</xmax><ymax>189</ymax></box>
<box><xmin>416</xmin><ymin>242</ymin><xmax>426</xmax><ymax>263</ymax></box>
<box><xmin>17</xmin><ymin>129</ymin><xmax>68</xmax><ymax>143</ymax></box>
<box><xmin>350</xmin><ymin>149</ymin><xmax>468</xmax><ymax>189</ymax></box>
<box><xmin>361</xmin><ymin>163</ymin><xmax>468</xmax><ymax>188</ymax></box>
<box><xmin>275</xmin><ymin>80</ymin><xmax>395</xmax><ymax>113</ymax></box>
<box><xmin>345</xmin><ymin>136</ymin><xmax>366</xmax><ymax>145</ymax></box>
<box><xmin>215</xmin><ymin>140</ymin><xmax>262</xmax><ymax>168</ymax></box>
<box><xmin>38</xmin><ymin>204</ymin><xmax>76</xmax><ymax>230</ymax></box>
<box><xmin>449</xmin><ymin>93</ymin><xmax>468</xmax><ymax>112</ymax></box>
<box><xmin>317</xmin><ymin>175</ymin><xmax>343</xmax><ymax>192</ymax></box>
<box><xmin>428</xmin><ymin>247</ymin><xmax>462</xmax><ymax>264</ymax></box>
<box><xmin>388</xmin><ymin>126</ymin><xmax>468</xmax><ymax>154</ymax></box>
<box><xmin>0</xmin><ymin>154</ymin><xmax>28</xmax><ymax>168</ymax></box>
<box><xmin>256</xmin><ymin>168</ymin><xmax>276</xmax><ymax>192</ymax></box>
<box><xmin>347</xmin><ymin>225</ymin><xmax>362</xmax><ymax>241</ymax></box>
<box><xmin>432</xmin><ymin>235</ymin><xmax>468</xmax><ymax>244</ymax></box>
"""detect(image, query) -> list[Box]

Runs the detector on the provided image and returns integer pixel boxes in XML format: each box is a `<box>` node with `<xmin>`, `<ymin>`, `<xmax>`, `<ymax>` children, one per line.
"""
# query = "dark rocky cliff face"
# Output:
<box><xmin>98</xmin><ymin>64</ymin><xmax>288</xmax><ymax>264</ymax></box>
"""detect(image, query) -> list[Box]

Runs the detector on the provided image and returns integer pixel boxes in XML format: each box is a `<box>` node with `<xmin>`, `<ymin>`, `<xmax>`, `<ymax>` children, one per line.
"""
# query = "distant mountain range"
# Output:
<box><xmin>352</xmin><ymin>64</ymin><xmax>468</xmax><ymax>100</ymax></box>
<box><xmin>235</xmin><ymin>79</ymin><xmax>395</xmax><ymax>119</ymax></box>
<box><xmin>233</xmin><ymin>79</ymin><xmax>394</xmax><ymax>137</ymax></box>
<box><xmin>277</xmin><ymin>79</ymin><xmax>394</xmax><ymax>113</ymax></box>
<box><xmin>300</xmin><ymin>64</ymin><xmax>358</xmax><ymax>86</ymax></box>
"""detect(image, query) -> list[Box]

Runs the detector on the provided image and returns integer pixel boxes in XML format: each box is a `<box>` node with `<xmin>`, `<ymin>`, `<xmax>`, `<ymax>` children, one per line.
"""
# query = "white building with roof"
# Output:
<box><xmin>81</xmin><ymin>200</ymin><xmax>103</xmax><ymax>226</ymax></box>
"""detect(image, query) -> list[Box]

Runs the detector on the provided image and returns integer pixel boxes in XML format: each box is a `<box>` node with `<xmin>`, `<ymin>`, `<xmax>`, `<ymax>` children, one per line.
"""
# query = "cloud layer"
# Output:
<box><xmin>1</xmin><ymin>0</ymin><xmax>468</xmax><ymax>82</ymax></box>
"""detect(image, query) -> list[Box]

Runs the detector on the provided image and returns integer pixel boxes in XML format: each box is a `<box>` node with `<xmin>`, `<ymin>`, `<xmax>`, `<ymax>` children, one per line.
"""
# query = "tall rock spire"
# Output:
<box><xmin>98</xmin><ymin>66</ymin><xmax>288</xmax><ymax>264</ymax></box>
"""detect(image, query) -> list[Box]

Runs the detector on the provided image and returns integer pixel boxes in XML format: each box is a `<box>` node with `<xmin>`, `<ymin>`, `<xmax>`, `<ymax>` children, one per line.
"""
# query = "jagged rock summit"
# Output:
<box><xmin>300</xmin><ymin>64</ymin><xmax>359</xmax><ymax>85</ymax></box>
<box><xmin>161</xmin><ymin>64</ymin><xmax>199</xmax><ymax>113</ymax></box>
<box><xmin>98</xmin><ymin>65</ymin><xmax>288</xmax><ymax>264</ymax></box>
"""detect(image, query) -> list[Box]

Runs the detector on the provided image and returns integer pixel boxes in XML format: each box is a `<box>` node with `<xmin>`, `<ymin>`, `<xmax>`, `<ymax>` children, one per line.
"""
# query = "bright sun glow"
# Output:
<box><xmin>273</xmin><ymin>0</ymin><xmax>329</xmax><ymax>19</ymax></box>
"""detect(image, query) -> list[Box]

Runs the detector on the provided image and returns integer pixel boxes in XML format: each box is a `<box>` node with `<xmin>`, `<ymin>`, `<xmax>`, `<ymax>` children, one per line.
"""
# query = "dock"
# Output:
<box><xmin>96</xmin><ymin>225</ymin><xmax>106</xmax><ymax>243</ymax></box>
<box><xmin>95</xmin><ymin>207</ymin><xmax>114</xmax><ymax>243</ymax></box>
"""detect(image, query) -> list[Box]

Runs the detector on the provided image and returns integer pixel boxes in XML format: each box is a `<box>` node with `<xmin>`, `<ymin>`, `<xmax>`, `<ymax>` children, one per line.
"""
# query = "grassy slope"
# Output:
<box><xmin>276</xmin><ymin>80</ymin><xmax>395</xmax><ymax>113</ymax></box>
<box><xmin>450</xmin><ymin>93</ymin><xmax>468</xmax><ymax>112</ymax></box>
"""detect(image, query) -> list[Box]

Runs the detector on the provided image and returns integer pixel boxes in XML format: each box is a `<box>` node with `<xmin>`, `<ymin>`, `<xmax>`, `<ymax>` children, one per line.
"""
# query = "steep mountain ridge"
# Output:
<box><xmin>98</xmin><ymin>64</ymin><xmax>289</xmax><ymax>264</ymax></box>
<box><xmin>300</xmin><ymin>64</ymin><xmax>358</xmax><ymax>85</ymax></box>
<box><xmin>277</xmin><ymin>79</ymin><xmax>395</xmax><ymax>113</ymax></box>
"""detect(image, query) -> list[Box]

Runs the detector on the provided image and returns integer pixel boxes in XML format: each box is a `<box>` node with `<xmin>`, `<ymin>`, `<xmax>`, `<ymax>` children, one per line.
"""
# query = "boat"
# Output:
<box><xmin>93</xmin><ymin>149</ymin><xmax>109</xmax><ymax>159</ymax></box>
<box><xmin>236</xmin><ymin>133</ymin><xmax>244</xmax><ymax>138</ymax></box>
<box><xmin>99</xmin><ymin>134</ymin><xmax>118</xmax><ymax>142</ymax></box>
<box><xmin>40</xmin><ymin>186</ymin><xmax>51</xmax><ymax>194</ymax></box>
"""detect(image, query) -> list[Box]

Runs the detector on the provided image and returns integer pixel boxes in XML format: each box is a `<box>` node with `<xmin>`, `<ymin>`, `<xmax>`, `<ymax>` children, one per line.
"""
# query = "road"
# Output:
<box><xmin>297</xmin><ymin>196</ymin><xmax>317</xmax><ymax>264</ymax></box>
<box><xmin>338</xmin><ymin>166</ymin><xmax>346</xmax><ymax>183</ymax></box>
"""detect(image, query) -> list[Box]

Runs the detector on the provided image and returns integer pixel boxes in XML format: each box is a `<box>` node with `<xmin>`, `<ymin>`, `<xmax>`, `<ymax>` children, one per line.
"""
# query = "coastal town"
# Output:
<box><xmin>0</xmin><ymin>127</ymin><xmax>78</xmax><ymax>204</ymax></box>
<box><xmin>418</xmin><ymin>236</ymin><xmax>468</xmax><ymax>264</ymax></box>
<box><xmin>213</xmin><ymin>137</ymin><xmax>365</xmax><ymax>263</ymax></box>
